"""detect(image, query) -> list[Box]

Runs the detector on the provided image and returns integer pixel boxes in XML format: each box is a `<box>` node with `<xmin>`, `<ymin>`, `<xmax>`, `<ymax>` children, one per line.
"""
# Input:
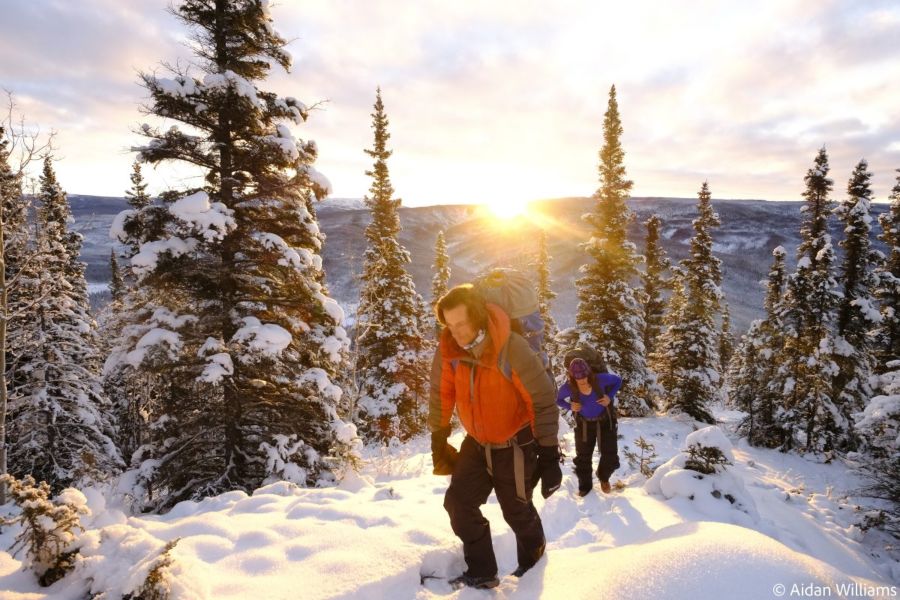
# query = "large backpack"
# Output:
<box><xmin>562</xmin><ymin>342</ymin><xmax>608</xmax><ymax>375</ymax></box>
<box><xmin>472</xmin><ymin>268</ymin><xmax>550</xmax><ymax>372</ymax></box>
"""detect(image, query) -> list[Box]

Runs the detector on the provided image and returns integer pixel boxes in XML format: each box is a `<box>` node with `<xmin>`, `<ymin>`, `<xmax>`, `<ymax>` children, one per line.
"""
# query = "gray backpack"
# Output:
<box><xmin>473</xmin><ymin>269</ymin><xmax>548</xmax><ymax>369</ymax></box>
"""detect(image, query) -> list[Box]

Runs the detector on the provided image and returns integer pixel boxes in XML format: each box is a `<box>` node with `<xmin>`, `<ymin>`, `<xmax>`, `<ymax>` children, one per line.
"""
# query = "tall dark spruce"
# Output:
<box><xmin>354</xmin><ymin>88</ymin><xmax>432</xmax><ymax>444</ymax></box>
<box><xmin>108</xmin><ymin>0</ymin><xmax>354</xmax><ymax>510</ymax></box>
<box><xmin>832</xmin><ymin>159</ymin><xmax>879</xmax><ymax>447</ymax></box>
<box><xmin>575</xmin><ymin>85</ymin><xmax>653</xmax><ymax>415</ymax></box>
<box><xmin>772</xmin><ymin>148</ymin><xmax>842</xmax><ymax>452</ymax></box>
<box><xmin>656</xmin><ymin>182</ymin><xmax>722</xmax><ymax>423</ymax></box>
<box><xmin>6</xmin><ymin>158</ymin><xmax>119</xmax><ymax>491</ymax></box>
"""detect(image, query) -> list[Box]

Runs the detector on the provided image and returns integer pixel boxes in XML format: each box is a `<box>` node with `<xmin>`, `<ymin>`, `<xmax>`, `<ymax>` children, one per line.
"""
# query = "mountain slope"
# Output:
<box><xmin>70</xmin><ymin>195</ymin><xmax>888</xmax><ymax>332</ymax></box>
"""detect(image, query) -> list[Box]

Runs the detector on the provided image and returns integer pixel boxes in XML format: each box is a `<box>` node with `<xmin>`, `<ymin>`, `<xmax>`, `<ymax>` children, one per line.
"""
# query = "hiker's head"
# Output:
<box><xmin>568</xmin><ymin>358</ymin><xmax>591</xmax><ymax>382</ymax></box>
<box><xmin>437</xmin><ymin>284</ymin><xmax>489</xmax><ymax>347</ymax></box>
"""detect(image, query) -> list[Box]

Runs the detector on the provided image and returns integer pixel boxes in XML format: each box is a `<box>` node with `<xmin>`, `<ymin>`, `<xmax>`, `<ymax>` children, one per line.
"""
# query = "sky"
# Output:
<box><xmin>2</xmin><ymin>0</ymin><xmax>900</xmax><ymax>208</ymax></box>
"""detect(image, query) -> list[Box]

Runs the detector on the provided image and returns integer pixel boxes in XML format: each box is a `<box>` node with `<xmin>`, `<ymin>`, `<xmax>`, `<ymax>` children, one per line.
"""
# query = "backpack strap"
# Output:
<box><xmin>496</xmin><ymin>339</ymin><xmax>513</xmax><ymax>381</ymax></box>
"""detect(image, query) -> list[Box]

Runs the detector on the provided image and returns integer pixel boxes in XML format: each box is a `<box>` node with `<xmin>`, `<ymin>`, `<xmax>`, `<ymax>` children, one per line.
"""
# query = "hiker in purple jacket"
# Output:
<box><xmin>556</xmin><ymin>358</ymin><xmax>622</xmax><ymax>496</ymax></box>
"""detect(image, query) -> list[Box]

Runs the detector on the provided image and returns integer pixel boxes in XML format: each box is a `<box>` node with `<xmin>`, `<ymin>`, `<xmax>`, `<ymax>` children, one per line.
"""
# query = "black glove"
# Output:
<box><xmin>530</xmin><ymin>444</ymin><xmax>563</xmax><ymax>499</ymax></box>
<box><xmin>431</xmin><ymin>427</ymin><xmax>458</xmax><ymax>475</ymax></box>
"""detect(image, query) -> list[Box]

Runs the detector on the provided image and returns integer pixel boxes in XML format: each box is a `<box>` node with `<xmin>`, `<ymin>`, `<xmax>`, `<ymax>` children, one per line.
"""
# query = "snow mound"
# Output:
<box><xmin>540</xmin><ymin>521</ymin><xmax>888</xmax><ymax>600</ymax></box>
<box><xmin>685</xmin><ymin>425</ymin><xmax>735</xmax><ymax>461</ymax></box>
<box><xmin>646</xmin><ymin>426</ymin><xmax>758</xmax><ymax>522</ymax></box>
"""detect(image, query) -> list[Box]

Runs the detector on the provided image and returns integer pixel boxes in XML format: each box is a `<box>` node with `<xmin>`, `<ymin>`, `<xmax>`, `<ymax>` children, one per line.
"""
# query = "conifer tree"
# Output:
<box><xmin>653</xmin><ymin>266</ymin><xmax>684</xmax><ymax>399</ymax></box>
<box><xmin>535</xmin><ymin>230</ymin><xmax>559</xmax><ymax>362</ymax></box>
<box><xmin>719</xmin><ymin>303</ymin><xmax>734</xmax><ymax>369</ymax></box>
<box><xmin>38</xmin><ymin>159</ymin><xmax>88</xmax><ymax>303</ymax></box>
<box><xmin>118</xmin><ymin>159</ymin><xmax>155</xmax><ymax>261</ymax></box>
<box><xmin>773</xmin><ymin>148</ymin><xmax>843</xmax><ymax>452</ymax></box>
<box><xmin>1</xmin><ymin>124</ymin><xmax>28</xmax><ymax>502</ymax></box>
<box><xmin>108</xmin><ymin>249</ymin><xmax>125</xmax><ymax>306</ymax></box>
<box><xmin>656</xmin><ymin>182</ymin><xmax>722</xmax><ymax>423</ymax></box>
<box><xmin>429</xmin><ymin>229</ymin><xmax>451</xmax><ymax>336</ymax></box>
<box><xmin>6</xmin><ymin>157</ymin><xmax>120</xmax><ymax>491</ymax></box>
<box><xmin>354</xmin><ymin>88</ymin><xmax>432</xmax><ymax>443</ymax></box>
<box><xmin>575</xmin><ymin>85</ymin><xmax>652</xmax><ymax>415</ymax></box>
<box><xmin>832</xmin><ymin>159</ymin><xmax>880</xmax><ymax>445</ymax></box>
<box><xmin>102</xmin><ymin>163</ymin><xmax>161</xmax><ymax>468</ymax></box>
<box><xmin>641</xmin><ymin>214</ymin><xmax>670</xmax><ymax>358</ymax></box>
<box><xmin>732</xmin><ymin>247</ymin><xmax>787</xmax><ymax>446</ymax></box>
<box><xmin>108</xmin><ymin>0</ymin><xmax>354</xmax><ymax>509</ymax></box>
<box><xmin>874</xmin><ymin>169</ymin><xmax>900</xmax><ymax>367</ymax></box>
<box><xmin>854</xmin><ymin>364</ymin><xmax>900</xmax><ymax>537</ymax></box>
<box><xmin>0</xmin><ymin>127</ymin><xmax>28</xmax><ymax>284</ymax></box>
<box><xmin>125</xmin><ymin>159</ymin><xmax>151</xmax><ymax>210</ymax></box>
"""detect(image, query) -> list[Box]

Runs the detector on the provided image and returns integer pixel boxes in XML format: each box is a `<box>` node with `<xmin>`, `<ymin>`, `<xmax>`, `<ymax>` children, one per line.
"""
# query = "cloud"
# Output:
<box><xmin>1</xmin><ymin>0</ymin><xmax>898</xmax><ymax>204</ymax></box>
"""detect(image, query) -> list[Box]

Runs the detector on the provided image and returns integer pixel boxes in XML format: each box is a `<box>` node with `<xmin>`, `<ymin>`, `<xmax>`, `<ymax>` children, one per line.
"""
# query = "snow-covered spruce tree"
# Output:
<box><xmin>641</xmin><ymin>214</ymin><xmax>671</xmax><ymax>359</ymax></box>
<box><xmin>874</xmin><ymin>169</ymin><xmax>900</xmax><ymax>368</ymax></box>
<box><xmin>354</xmin><ymin>88</ymin><xmax>432</xmax><ymax>444</ymax></box>
<box><xmin>773</xmin><ymin>148</ymin><xmax>843</xmax><ymax>452</ymax></box>
<box><xmin>125</xmin><ymin>159</ymin><xmax>151</xmax><ymax>209</ymax></box>
<box><xmin>853</xmin><ymin>363</ymin><xmax>900</xmax><ymax>537</ymax></box>
<box><xmin>111</xmin><ymin>0</ymin><xmax>354</xmax><ymax>510</ymax></box>
<box><xmin>1</xmin><ymin>124</ymin><xmax>30</xmax><ymax>503</ymax></box>
<box><xmin>832</xmin><ymin>159</ymin><xmax>880</xmax><ymax>437</ymax></box>
<box><xmin>652</xmin><ymin>266</ymin><xmax>685</xmax><ymax>405</ymax></box>
<box><xmin>121</xmin><ymin>159</ymin><xmax>153</xmax><ymax>260</ymax></box>
<box><xmin>428</xmin><ymin>229</ymin><xmax>451</xmax><ymax>337</ymax></box>
<box><xmin>535</xmin><ymin>229</ymin><xmax>560</xmax><ymax>363</ymax></box>
<box><xmin>5</xmin><ymin>157</ymin><xmax>120</xmax><ymax>491</ymax></box>
<box><xmin>35</xmin><ymin>159</ymin><xmax>88</xmax><ymax>305</ymax></box>
<box><xmin>719</xmin><ymin>302</ymin><xmax>734</xmax><ymax>371</ymax></box>
<box><xmin>100</xmin><ymin>161</ymin><xmax>165</xmax><ymax>468</ymax></box>
<box><xmin>732</xmin><ymin>247</ymin><xmax>787</xmax><ymax>446</ymax></box>
<box><xmin>0</xmin><ymin>474</ymin><xmax>90</xmax><ymax>586</ymax></box>
<box><xmin>109</xmin><ymin>249</ymin><xmax>125</xmax><ymax>306</ymax></box>
<box><xmin>575</xmin><ymin>85</ymin><xmax>652</xmax><ymax>415</ymax></box>
<box><xmin>656</xmin><ymin>182</ymin><xmax>722</xmax><ymax>423</ymax></box>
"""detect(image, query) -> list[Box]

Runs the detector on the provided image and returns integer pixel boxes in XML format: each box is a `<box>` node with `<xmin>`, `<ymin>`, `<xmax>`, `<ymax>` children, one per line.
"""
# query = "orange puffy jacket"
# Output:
<box><xmin>429</xmin><ymin>304</ymin><xmax>558</xmax><ymax>446</ymax></box>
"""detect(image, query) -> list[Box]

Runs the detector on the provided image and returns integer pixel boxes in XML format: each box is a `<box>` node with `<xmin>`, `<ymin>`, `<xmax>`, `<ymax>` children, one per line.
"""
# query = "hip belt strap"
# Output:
<box><xmin>483</xmin><ymin>427</ymin><xmax>531</xmax><ymax>503</ymax></box>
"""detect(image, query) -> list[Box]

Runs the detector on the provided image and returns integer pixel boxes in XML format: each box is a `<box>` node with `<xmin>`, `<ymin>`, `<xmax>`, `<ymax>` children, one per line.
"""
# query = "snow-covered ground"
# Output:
<box><xmin>1</xmin><ymin>410</ymin><xmax>898</xmax><ymax>600</ymax></box>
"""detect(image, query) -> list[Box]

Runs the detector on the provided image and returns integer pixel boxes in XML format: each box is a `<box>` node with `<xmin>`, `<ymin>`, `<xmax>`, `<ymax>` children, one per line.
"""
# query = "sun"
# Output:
<box><xmin>484</xmin><ymin>198</ymin><xmax>530</xmax><ymax>220</ymax></box>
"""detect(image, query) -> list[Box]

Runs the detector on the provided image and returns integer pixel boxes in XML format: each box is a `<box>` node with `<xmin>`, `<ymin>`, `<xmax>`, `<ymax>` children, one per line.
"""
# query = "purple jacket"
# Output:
<box><xmin>556</xmin><ymin>372</ymin><xmax>622</xmax><ymax>419</ymax></box>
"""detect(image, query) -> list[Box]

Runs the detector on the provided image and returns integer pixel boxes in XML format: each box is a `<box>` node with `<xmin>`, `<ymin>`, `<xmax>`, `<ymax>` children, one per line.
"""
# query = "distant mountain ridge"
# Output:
<box><xmin>68</xmin><ymin>194</ymin><xmax>889</xmax><ymax>334</ymax></box>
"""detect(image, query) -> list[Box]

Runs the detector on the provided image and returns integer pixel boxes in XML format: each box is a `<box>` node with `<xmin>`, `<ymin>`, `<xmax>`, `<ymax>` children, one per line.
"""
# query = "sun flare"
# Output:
<box><xmin>485</xmin><ymin>199</ymin><xmax>530</xmax><ymax>220</ymax></box>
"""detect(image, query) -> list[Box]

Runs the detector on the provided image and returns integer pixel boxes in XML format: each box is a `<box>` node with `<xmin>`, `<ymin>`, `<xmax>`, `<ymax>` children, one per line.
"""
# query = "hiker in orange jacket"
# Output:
<box><xmin>429</xmin><ymin>284</ymin><xmax>561</xmax><ymax>589</ymax></box>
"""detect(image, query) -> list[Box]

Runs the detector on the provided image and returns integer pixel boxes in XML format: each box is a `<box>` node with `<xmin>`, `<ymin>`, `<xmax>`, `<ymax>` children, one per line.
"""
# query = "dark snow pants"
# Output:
<box><xmin>443</xmin><ymin>431</ymin><xmax>546</xmax><ymax>578</ymax></box>
<box><xmin>573</xmin><ymin>412</ymin><xmax>620</xmax><ymax>490</ymax></box>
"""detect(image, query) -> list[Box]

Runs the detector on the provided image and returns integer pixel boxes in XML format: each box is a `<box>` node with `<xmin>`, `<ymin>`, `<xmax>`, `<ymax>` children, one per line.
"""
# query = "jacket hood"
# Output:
<box><xmin>440</xmin><ymin>303</ymin><xmax>511</xmax><ymax>364</ymax></box>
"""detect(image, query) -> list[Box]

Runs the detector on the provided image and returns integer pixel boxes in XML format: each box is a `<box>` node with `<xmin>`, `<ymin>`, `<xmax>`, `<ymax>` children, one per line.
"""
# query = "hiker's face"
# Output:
<box><xmin>444</xmin><ymin>304</ymin><xmax>478</xmax><ymax>347</ymax></box>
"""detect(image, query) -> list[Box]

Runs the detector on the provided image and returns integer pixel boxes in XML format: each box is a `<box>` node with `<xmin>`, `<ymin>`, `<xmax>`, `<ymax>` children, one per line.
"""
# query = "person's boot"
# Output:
<box><xmin>577</xmin><ymin>477</ymin><xmax>592</xmax><ymax>497</ymax></box>
<box><xmin>600</xmin><ymin>480</ymin><xmax>612</xmax><ymax>494</ymax></box>
<box><xmin>448</xmin><ymin>572</ymin><xmax>500</xmax><ymax>589</ymax></box>
<box><xmin>512</xmin><ymin>540</ymin><xmax>546</xmax><ymax>577</ymax></box>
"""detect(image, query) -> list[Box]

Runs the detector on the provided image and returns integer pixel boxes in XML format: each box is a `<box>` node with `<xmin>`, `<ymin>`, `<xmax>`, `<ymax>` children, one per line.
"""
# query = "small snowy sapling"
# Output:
<box><xmin>623</xmin><ymin>436</ymin><xmax>658</xmax><ymax>477</ymax></box>
<box><xmin>0</xmin><ymin>474</ymin><xmax>89</xmax><ymax>586</ymax></box>
<box><xmin>683</xmin><ymin>443</ymin><xmax>731</xmax><ymax>475</ymax></box>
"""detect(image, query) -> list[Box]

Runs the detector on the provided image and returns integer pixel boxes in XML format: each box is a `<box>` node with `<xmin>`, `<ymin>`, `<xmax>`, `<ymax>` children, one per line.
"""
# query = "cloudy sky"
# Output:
<box><xmin>2</xmin><ymin>0</ymin><xmax>900</xmax><ymax>207</ymax></box>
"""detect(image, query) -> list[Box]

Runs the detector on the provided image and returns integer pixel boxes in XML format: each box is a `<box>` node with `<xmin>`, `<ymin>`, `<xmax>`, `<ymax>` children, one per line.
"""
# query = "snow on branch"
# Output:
<box><xmin>169</xmin><ymin>191</ymin><xmax>236</xmax><ymax>241</ymax></box>
<box><xmin>231</xmin><ymin>316</ymin><xmax>292</xmax><ymax>359</ymax></box>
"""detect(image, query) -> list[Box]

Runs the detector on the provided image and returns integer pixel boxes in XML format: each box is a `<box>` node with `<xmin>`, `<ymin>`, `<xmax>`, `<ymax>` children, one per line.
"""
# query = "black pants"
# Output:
<box><xmin>443</xmin><ymin>433</ymin><xmax>546</xmax><ymax>578</ymax></box>
<box><xmin>573</xmin><ymin>413</ymin><xmax>620</xmax><ymax>490</ymax></box>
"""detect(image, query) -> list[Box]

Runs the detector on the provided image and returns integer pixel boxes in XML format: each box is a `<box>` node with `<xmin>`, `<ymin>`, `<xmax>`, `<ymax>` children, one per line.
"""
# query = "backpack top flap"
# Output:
<box><xmin>563</xmin><ymin>343</ymin><xmax>608</xmax><ymax>374</ymax></box>
<box><xmin>473</xmin><ymin>268</ymin><xmax>539</xmax><ymax>319</ymax></box>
